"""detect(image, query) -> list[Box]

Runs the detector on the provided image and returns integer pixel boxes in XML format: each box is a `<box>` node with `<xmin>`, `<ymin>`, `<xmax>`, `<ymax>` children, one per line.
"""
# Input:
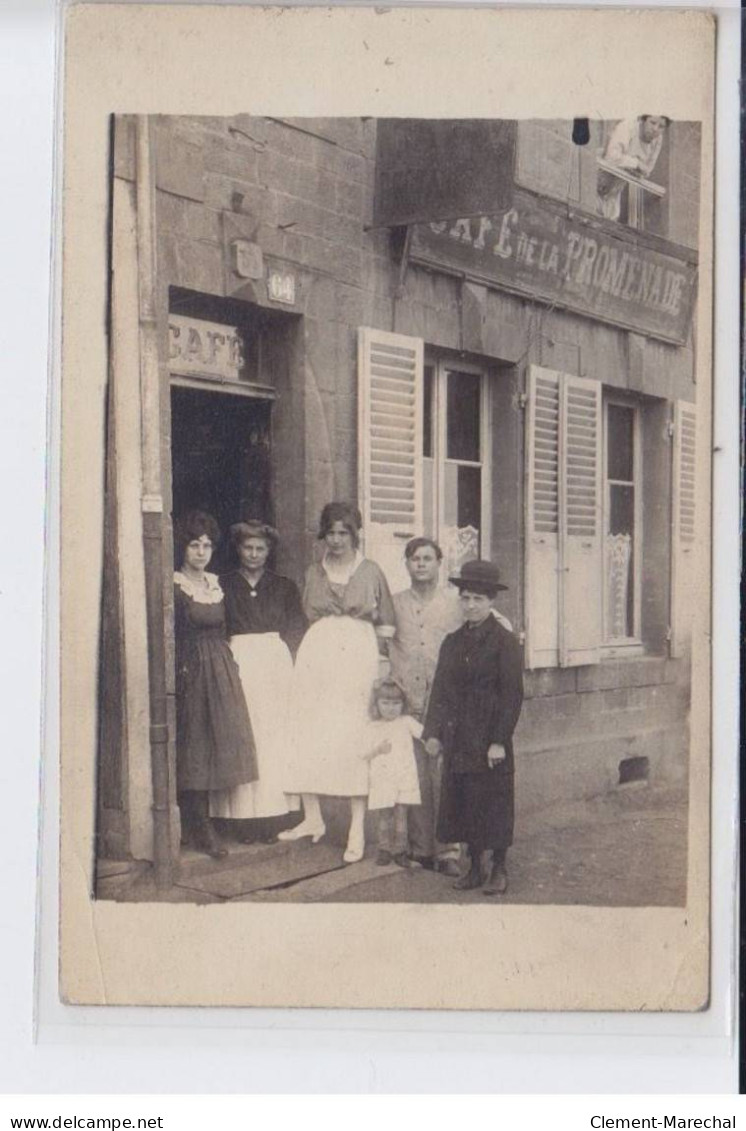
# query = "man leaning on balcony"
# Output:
<box><xmin>597</xmin><ymin>115</ymin><xmax>669</xmax><ymax>221</ymax></box>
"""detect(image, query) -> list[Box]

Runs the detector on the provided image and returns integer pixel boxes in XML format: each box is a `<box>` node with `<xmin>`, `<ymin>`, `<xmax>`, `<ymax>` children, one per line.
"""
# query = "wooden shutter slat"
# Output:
<box><xmin>525</xmin><ymin>365</ymin><xmax>561</xmax><ymax>668</ymax></box>
<box><xmin>359</xmin><ymin>327</ymin><xmax>424</xmax><ymax>592</ymax></box>
<box><xmin>560</xmin><ymin>373</ymin><xmax>603</xmax><ymax>667</ymax></box>
<box><xmin>670</xmin><ymin>400</ymin><xmax>697</xmax><ymax>657</ymax></box>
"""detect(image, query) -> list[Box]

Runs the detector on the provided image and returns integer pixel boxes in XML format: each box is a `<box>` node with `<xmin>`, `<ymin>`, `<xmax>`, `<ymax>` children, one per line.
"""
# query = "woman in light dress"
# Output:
<box><xmin>210</xmin><ymin>521</ymin><xmax>307</xmax><ymax>842</ymax></box>
<box><xmin>280</xmin><ymin>502</ymin><xmax>396</xmax><ymax>863</ymax></box>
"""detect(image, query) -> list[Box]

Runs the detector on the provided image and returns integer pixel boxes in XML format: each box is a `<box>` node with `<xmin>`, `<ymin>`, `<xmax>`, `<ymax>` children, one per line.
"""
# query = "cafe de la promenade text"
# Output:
<box><xmin>427</xmin><ymin>208</ymin><xmax>689</xmax><ymax>319</ymax></box>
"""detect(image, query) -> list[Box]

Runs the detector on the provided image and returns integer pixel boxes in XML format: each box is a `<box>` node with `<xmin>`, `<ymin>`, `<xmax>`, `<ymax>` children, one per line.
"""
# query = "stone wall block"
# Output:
<box><xmin>258</xmin><ymin>149</ymin><xmax>303</xmax><ymax>196</ymax></box>
<box><xmin>317</xmin><ymin>145</ymin><xmax>367</xmax><ymax>185</ymax></box>
<box><xmin>274</xmin><ymin>193</ymin><xmax>329</xmax><ymax>240</ymax></box>
<box><xmin>264</xmin><ymin>119</ymin><xmax>318</xmax><ymax>163</ymax></box>
<box><xmin>482</xmin><ymin>291</ymin><xmax>531</xmax><ymax>363</ymax></box>
<box><xmin>362</xmin><ymin>254</ymin><xmax>396</xmax><ymax>299</ymax></box>
<box><xmin>156</xmin><ymin>192</ymin><xmax>222</xmax><ymax>243</ymax></box>
<box><xmin>576</xmin><ymin>657</ymin><xmax>670</xmax><ymax>692</ymax></box>
<box><xmin>332</xmin><ymin>283</ymin><xmax>366</xmax><ymax>326</ymax></box>
<box><xmin>524</xmin><ymin>666</ymin><xmax>578</xmax><ymax>698</ymax></box>
<box><xmin>155</xmin><ymin>129</ymin><xmax>205</xmax><ymax>203</ymax></box>
<box><xmin>173</xmin><ymin>237</ymin><xmax>225</xmax><ymax>295</ymax></box>
<box><xmin>299</xmin><ymin>237</ymin><xmax>362</xmax><ymax>286</ymax></box>
<box><xmin>304</xmin><ymin>274</ymin><xmax>337</xmax><ymax>321</ymax></box>
<box><xmin>336</xmin><ymin>179</ymin><xmax>365</xmax><ymax>219</ymax></box>
<box><xmin>206</xmin><ymin>142</ymin><xmax>259</xmax><ymax>184</ymax></box>
<box><xmin>304</xmin><ymin>317</ymin><xmax>339</xmax><ymax>393</ymax></box>
<box><xmin>323</xmin><ymin>210</ymin><xmax>363</xmax><ymax>249</ymax></box>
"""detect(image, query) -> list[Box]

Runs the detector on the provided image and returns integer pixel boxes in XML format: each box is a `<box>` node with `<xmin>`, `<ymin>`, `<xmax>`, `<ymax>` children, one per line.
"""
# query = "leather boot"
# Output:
<box><xmin>452</xmin><ymin>856</ymin><xmax>483</xmax><ymax>891</ymax></box>
<box><xmin>178</xmin><ymin>791</ymin><xmax>198</xmax><ymax>848</ymax></box>
<box><xmin>483</xmin><ymin>862</ymin><xmax>508</xmax><ymax>895</ymax></box>
<box><xmin>192</xmin><ymin>791</ymin><xmax>228</xmax><ymax>860</ymax></box>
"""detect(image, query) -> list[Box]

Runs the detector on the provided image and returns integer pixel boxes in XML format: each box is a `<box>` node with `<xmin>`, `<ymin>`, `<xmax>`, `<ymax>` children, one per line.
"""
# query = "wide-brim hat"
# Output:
<box><xmin>449</xmin><ymin>559</ymin><xmax>508</xmax><ymax>594</ymax></box>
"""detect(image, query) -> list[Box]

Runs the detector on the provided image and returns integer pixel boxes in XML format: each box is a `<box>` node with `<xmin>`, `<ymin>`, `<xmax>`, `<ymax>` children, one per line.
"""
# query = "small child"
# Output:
<box><xmin>362</xmin><ymin>677</ymin><xmax>422</xmax><ymax>868</ymax></box>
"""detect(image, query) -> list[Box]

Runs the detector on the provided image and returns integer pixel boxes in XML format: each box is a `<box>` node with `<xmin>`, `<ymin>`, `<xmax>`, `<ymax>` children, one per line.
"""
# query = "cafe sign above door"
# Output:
<box><xmin>410</xmin><ymin>188</ymin><xmax>698</xmax><ymax>346</ymax></box>
<box><xmin>168</xmin><ymin>315</ymin><xmax>245</xmax><ymax>382</ymax></box>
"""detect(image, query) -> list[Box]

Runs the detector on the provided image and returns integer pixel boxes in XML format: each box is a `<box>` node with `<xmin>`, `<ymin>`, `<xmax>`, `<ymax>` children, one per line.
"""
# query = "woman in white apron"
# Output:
<box><xmin>279</xmin><ymin>502</ymin><xmax>396</xmax><ymax>863</ymax></box>
<box><xmin>210</xmin><ymin>521</ymin><xmax>307</xmax><ymax>842</ymax></box>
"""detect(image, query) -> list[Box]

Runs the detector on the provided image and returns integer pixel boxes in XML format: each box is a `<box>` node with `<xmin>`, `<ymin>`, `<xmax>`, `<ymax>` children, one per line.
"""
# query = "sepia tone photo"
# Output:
<box><xmin>97</xmin><ymin>112</ymin><xmax>701</xmax><ymax>909</ymax></box>
<box><xmin>59</xmin><ymin>5</ymin><xmax>714</xmax><ymax>1010</ymax></box>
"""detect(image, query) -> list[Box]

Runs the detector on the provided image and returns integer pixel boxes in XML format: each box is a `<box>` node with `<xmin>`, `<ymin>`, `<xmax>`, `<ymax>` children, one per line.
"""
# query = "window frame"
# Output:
<box><xmin>602</xmin><ymin>392</ymin><xmax>644</xmax><ymax>657</ymax></box>
<box><xmin>596</xmin><ymin>121</ymin><xmax>669</xmax><ymax>235</ymax></box>
<box><xmin>423</xmin><ymin>354</ymin><xmax>493</xmax><ymax>562</ymax></box>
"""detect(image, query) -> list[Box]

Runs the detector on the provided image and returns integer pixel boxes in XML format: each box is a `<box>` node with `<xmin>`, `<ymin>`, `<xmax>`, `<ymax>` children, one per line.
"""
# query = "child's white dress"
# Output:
<box><xmin>366</xmin><ymin>716</ymin><xmax>423</xmax><ymax>810</ymax></box>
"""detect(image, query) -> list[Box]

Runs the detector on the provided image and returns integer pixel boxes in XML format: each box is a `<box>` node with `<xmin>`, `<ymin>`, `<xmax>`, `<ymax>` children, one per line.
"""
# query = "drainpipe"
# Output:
<box><xmin>135</xmin><ymin>115</ymin><xmax>173</xmax><ymax>887</ymax></box>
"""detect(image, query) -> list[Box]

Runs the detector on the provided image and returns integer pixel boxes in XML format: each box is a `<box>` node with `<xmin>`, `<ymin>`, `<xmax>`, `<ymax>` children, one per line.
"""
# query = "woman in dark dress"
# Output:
<box><xmin>210</xmin><ymin>521</ymin><xmax>307</xmax><ymax>842</ymax></box>
<box><xmin>173</xmin><ymin>511</ymin><xmax>257</xmax><ymax>859</ymax></box>
<box><xmin>423</xmin><ymin>560</ymin><xmax>524</xmax><ymax>895</ymax></box>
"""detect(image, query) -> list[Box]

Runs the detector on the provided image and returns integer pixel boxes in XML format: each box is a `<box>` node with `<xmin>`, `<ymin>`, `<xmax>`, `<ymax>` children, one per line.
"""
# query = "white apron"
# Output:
<box><xmin>286</xmin><ymin>616</ymin><xmax>379</xmax><ymax>797</ymax></box>
<box><xmin>210</xmin><ymin>633</ymin><xmax>299</xmax><ymax>819</ymax></box>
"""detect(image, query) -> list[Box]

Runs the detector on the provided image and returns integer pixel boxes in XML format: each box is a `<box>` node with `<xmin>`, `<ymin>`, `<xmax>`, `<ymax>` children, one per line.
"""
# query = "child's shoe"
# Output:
<box><xmin>393</xmin><ymin>852</ymin><xmax>411</xmax><ymax>869</ymax></box>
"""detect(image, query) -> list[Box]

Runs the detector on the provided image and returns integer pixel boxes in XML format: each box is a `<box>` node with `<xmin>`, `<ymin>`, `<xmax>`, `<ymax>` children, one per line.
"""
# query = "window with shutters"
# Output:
<box><xmin>525</xmin><ymin>366</ymin><xmax>694</xmax><ymax>669</ymax></box>
<box><xmin>422</xmin><ymin>357</ymin><xmax>492</xmax><ymax>579</ymax></box>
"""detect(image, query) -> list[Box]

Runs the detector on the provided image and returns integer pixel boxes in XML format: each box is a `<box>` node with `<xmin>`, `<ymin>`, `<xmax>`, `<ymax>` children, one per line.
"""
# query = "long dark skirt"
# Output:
<box><xmin>176</xmin><ymin>632</ymin><xmax>258</xmax><ymax>792</ymax></box>
<box><xmin>437</xmin><ymin>767</ymin><xmax>514</xmax><ymax>851</ymax></box>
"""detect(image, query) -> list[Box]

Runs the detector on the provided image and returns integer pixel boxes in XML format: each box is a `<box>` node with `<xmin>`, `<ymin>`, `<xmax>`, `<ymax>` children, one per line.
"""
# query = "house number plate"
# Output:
<box><xmin>267</xmin><ymin>269</ymin><xmax>296</xmax><ymax>305</ymax></box>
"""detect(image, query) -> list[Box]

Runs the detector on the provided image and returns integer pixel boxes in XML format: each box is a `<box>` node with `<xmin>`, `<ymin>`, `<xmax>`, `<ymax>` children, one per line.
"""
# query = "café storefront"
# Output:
<box><xmin>98</xmin><ymin>115</ymin><xmax>699</xmax><ymax>885</ymax></box>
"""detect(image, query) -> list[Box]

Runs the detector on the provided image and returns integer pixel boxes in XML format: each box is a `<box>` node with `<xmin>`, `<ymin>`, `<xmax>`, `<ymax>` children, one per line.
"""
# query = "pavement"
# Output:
<box><xmin>97</xmin><ymin>781</ymin><xmax>688</xmax><ymax>907</ymax></box>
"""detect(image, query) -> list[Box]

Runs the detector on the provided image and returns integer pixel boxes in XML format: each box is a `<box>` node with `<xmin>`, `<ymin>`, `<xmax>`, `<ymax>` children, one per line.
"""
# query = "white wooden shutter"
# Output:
<box><xmin>559</xmin><ymin>373</ymin><xmax>603</xmax><ymax>666</ymax></box>
<box><xmin>358</xmin><ymin>327</ymin><xmax>424</xmax><ymax>592</ymax></box>
<box><xmin>524</xmin><ymin>365</ymin><xmax>560</xmax><ymax>668</ymax></box>
<box><xmin>670</xmin><ymin>400</ymin><xmax>697</xmax><ymax>658</ymax></box>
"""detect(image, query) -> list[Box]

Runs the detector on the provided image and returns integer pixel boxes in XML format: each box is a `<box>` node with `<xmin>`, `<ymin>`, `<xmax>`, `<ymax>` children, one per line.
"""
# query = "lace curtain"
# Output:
<box><xmin>443</xmin><ymin>524</ymin><xmax>479</xmax><ymax>580</ymax></box>
<box><xmin>605</xmin><ymin>532</ymin><xmax>632</xmax><ymax>638</ymax></box>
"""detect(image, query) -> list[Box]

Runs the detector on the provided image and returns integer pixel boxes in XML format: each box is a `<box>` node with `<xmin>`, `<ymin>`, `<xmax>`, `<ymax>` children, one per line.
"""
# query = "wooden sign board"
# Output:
<box><xmin>168</xmin><ymin>315</ymin><xmax>244</xmax><ymax>381</ymax></box>
<box><xmin>410</xmin><ymin>188</ymin><xmax>697</xmax><ymax>346</ymax></box>
<box><xmin>373</xmin><ymin>119</ymin><xmax>516</xmax><ymax>228</ymax></box>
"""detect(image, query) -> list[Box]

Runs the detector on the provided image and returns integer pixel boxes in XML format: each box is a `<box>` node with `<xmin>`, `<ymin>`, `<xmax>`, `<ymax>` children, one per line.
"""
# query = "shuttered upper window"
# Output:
<box><xmin>525</xmin><ymin>365</ymin><xmax>696</xmax><ymax>669</ymax></box>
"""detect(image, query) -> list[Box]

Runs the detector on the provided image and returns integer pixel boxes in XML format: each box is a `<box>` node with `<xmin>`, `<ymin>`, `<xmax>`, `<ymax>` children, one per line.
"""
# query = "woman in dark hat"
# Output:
<box><xmin>422</xmin><ymin>560</ymin><xmax>524</xmax><ymax>894</ymax></box>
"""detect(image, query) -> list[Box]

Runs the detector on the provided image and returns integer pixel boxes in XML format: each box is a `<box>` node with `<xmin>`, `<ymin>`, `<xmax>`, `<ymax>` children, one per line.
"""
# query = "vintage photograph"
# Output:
<box><xmin>96</xmin><ymin>111</ymin><xmax>702</xmax><ymax>910</ymax></box>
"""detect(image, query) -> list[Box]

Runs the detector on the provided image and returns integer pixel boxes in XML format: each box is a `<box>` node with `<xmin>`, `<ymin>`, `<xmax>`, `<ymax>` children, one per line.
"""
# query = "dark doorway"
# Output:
<box><xmin>171</xmin><ymin>386</ymin><xmax>272</xmax><ymax>574</ymax></box>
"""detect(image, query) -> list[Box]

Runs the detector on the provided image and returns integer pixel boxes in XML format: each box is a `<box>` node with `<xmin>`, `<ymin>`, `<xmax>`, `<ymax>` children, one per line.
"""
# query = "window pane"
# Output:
<box><xmin>446</xmin><ymin>371</ymin><xmax>481</xmax><ymax>461</ymax></box>
<box><xmin>443</xmin><ymin>463</ymin><xmax>482</xmax><ymax>564</ymax></box>
<box><xmin>609</xmin><ymin>483</ymin><xmax>634</xmax><ymax>536</ymax></box>
<box><xmin>606</xmin><ymin>483</ymin><xmax>634</xmax><ymax>638</ymax></box>
<box><xmin>457</xmin><ymin>464</ymin><xmax>482</xmax><ymax>533</ymax></box>
<box><xmin>423</xmin><ymin>365</ymin><xmax>434</xmax><ymax>458</ymax></box>
<box><xmin>607</xmin><ymin>403</ymin><xmax>634</xmax><ymax>481</ymax></box>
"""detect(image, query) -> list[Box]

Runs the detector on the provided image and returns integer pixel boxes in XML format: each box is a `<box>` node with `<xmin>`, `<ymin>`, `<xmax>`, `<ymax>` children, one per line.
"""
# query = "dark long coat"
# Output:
<box><xmin>423</xmin><ymin>615</ymin><xmax>524</xmax><ymax>850</ymax></box>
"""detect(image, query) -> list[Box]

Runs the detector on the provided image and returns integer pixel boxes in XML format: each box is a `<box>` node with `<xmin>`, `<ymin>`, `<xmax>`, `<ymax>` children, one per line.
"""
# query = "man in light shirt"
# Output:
<box><xmin>389</xmin><ymin>537</ymin><xmax>512</xmax><ymax>871</ymax></box>
<box><xmin>597</xmin><ymin>115</ymin><xmax>668</xmax><ymax>221</ymax></box>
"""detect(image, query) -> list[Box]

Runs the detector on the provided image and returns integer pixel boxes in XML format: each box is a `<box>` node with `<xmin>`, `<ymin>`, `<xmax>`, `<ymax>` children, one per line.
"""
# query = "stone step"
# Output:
<box><xmin>237</xmin><ymin>855</ymin><xmax>404</xmax><ymax>902</ymax></box>
<box><xmin>176</xmin><ymin>836</ymin><xmax>301</xmax><ymax>880</ymax></box>
<box><xmin>177</xmin><ymin>841</ymin><xmax>345</xmax><ymax>900</ymax></box>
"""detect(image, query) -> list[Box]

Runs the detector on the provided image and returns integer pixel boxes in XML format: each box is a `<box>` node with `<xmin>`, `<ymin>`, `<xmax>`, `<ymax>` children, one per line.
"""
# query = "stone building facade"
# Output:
<box><xmin>99</xmin><ymin>115</ymin><xmax>701</xmax><ymax>869</ymax></box>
